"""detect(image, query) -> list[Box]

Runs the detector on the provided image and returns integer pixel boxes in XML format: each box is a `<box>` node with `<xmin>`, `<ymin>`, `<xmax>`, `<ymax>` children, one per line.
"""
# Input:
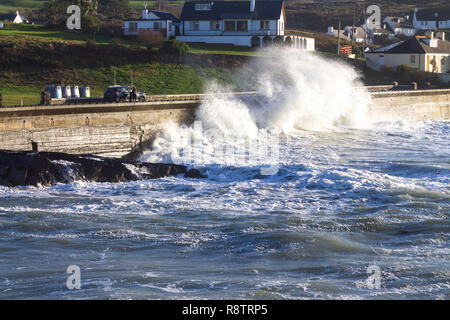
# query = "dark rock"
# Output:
<box><xmin>7</xmin><ymin>167</ymin><xmax>28</xmax><ymax>186</ymax></box>
<box><xmin>0</xmin><ymin>151</ymin><xmax>191</xmax><ymax>187</ymax></box>
<box><xmin>184</xmin><ymin>168</ymin><xmax>207</xmax><ymax>179</ymax></box>
<box><xmin>0</xmin><ymin>165</ymin><xmax>8</xmax><ymax>178</ymax></box>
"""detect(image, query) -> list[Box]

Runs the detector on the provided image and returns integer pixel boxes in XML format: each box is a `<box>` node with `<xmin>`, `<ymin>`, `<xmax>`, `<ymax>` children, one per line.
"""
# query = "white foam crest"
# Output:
<box><xmin>141</xmin><ymin>48</ymin><xmax>371</xmax><ymax>166</ymax></box>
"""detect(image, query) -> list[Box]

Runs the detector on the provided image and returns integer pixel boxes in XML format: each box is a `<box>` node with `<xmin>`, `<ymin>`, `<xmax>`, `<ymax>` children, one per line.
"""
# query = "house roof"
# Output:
<box><xmin>384</xmin><ymin>16</ymin><xmax>414</xmax><ymax>29</ymax></box>
<box><xmin>0</xmin><ymin>14</ymin><xmax>16</xmax><ymax>21</ymax></box>
<box><xmin>150</xmin><ymin>10</ymin><xmax>180</xmax><ymax>23</ymax></box>
<box><xmin>415</xmin><ymin>6</ymin><xmax>450</xmax><ymax>21</ymax></box>
<box><xmin>330</xmin><ymin>30</ymin><xmax>349</xmax><ymax>40</ymax></box>
<box><xmin>345</xmin><ymin>26</ymin><xmax>365</xmax><ymax>39</ymax></box>
<box><xmin>0</xmin><ymin>13</ymin><xmax>28</xmax><ymax>22</ymax></box>
<box><xmin>372</xmin><ymin>37</ymin><xmax>450</xmax><ymax>54</ymax></box>
<box><xmin>180</xmin><ymin>1</ymin><xmax>284</xmax><ymax>21</ymax></box>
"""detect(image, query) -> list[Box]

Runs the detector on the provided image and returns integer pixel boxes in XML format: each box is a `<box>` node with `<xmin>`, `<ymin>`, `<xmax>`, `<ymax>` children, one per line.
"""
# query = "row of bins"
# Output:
<box><xmin>44</xmin><ymin>86</ymin><xmax>90</xmax><ymax>99</ymax></box>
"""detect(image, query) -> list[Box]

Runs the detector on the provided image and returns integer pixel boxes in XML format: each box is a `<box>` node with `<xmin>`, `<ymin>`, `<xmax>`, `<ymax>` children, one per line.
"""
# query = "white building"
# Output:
<box><xmin>365</xmin><ymin>34</ymin><xmax>450</xmax><ymax>73</ymax></box>
<box><xmin>344</xmin><ymin>26</ymin><xmax>366</xmax><ymax>43</ymax></box>
<box><xmin>383</xmin><ymin>16</ymin><xmax>416</xmax><ymax>37</ymax></box>
<box><xmin>177</xmin><ymin>0</ymin><xmax>314</xmax><ymax>49</ymax></box>
<box><xmin>0</xmin><ymin>11</ymin><xmax>30</xmax><ymax>24</ymax></box>
<box><xmin>413</xmin><ymin>7</ymin><xmax>450</xmax><ymax>30</ymax></box>
<box><xmin>124</xmin><ymin>8</ymin><xmax>179</xmax><ymax>40</ymax></box>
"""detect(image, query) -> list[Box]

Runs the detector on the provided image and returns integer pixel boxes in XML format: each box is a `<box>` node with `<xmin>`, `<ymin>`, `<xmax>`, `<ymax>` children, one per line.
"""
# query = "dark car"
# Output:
<box><xmin>103</xmin><ymin>86</ymin><xmax>147</xmax><ymax>103</ymax></box>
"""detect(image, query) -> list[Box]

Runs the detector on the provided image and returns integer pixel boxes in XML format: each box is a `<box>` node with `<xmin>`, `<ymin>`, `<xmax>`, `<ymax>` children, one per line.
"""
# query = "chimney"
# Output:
<box><xmin>250</xmin><ymin>0</ymin><xmax>255</xmax><ymax>12</ymax></box>
<box><xmin>437</xmin><ymin>31</ymin><xmax>445</xmax><ymax>41</ymax></box>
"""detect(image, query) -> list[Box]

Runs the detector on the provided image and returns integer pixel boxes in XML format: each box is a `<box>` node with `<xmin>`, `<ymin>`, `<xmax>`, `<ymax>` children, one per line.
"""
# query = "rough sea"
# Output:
<box><xmin>0</xmin><ymin>50</ymin><xmax>448</xmax><ymax>299</ymax></box>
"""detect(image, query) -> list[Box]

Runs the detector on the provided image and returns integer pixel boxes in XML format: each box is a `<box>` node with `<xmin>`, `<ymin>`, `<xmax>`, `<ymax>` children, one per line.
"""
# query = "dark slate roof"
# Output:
<box><xmin>385</xmin><ymin>16</ymin><xmax>414</xmax><ymax>29</ymax></box>
<box><xmin>180</xmin><ymin>1</ymin><xmax>284</xmax><ymax>21</ymax></box>
<box><xmin>378</xmin><ymin>37</ymin><xmax>450</xmax><ymax>54</ymax></box>
<box><xmin>151</xmin><ymin>10</ymin><xmax>180</xmax><ymax>23</ymax></box>
<box><xmin>0</xmin><ymin>14</ymin><xmax>16</xmax><ymax>21</ymax></box>
<box><xmin>0</xmin><ymin>13</ymin><xmax>28</xmax><ymax>22</ymax></box>
<box><xmin>415</xmin><ymin>7</ymin><xmax>450</xmax><ymax>21</ymax></box>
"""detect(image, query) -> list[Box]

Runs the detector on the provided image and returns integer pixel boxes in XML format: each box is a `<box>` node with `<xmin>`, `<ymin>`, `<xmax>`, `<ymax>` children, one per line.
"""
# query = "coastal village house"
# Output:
<box><xmin>383</xmin><ymin>16</ymin><xmax>416</xmax><ymax>37</ymax></box>
<box><xmin>124</xmin><ymin>7</ymin><xmax>179</xmax><ymax>40</ymax></box>
<box><xmin>177</xmin><ymin>0</ymin><xmax>313</xmax><ymax>49</ymax></box>
<box><xmin>413</xmin><ymin>7</ymin><xmax>450</xmax><ymax>30</ymax></box>
<box><xmin>0</xmin><ymin>11</ymin><xmax>30</xmax><ymax>24</ymax></box>
<box><xmin>125</xmin><ymin>1</ymin><xmax>314</xmax><ymax>49</ymax></box>
<box><xmin>365</xmin><ymin>33</ymin><xmax>450</xmax><ymax>75</ymax></box>
<box><xmin>327</xmin><ymin>26</ymin><xmax>366</xmax><ymax>43</ymax></box>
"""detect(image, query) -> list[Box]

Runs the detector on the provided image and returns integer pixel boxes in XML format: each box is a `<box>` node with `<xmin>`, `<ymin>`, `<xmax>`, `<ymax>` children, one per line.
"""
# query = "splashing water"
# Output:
<box><xmin>142</xmin><ymin>48</ymin><xmax>372</xmax><ymax>166</ymax></box>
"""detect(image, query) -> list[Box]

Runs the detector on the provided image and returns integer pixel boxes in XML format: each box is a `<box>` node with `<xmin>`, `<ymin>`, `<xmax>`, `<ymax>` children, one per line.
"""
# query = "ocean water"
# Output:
<box><xmin>0</xmin><ymin>50</ymin><xmax>449</xmax><ymax>299</ymax></box>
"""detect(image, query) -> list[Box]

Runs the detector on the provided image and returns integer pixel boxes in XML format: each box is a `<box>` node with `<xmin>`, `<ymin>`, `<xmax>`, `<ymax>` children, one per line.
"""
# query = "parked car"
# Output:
<box><xmin>103</xmin><ymin>85</ymin><xmax>146</xmax><ymax>102</ymax></box>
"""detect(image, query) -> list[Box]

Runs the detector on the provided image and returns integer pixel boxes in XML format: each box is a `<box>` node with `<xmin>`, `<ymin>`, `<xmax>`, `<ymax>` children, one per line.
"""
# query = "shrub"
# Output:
<box><xmin>81</xmin><ymin>16</ymin><xmax>102</xmax><ymax>34</ymax></box>
<box><xmin>85</xmin><ymin>39</ymin><xmax>97</xmax><ymax>50</ymax></box>
<box><xmin>137</xmin><ymin>30</ymin><xmax>164</xmax><ymax>50</ymax></box>
<box><xmin>158</xmin><ymin>40</ymin><xmax>189</xmax><ymax>56</ymax></box>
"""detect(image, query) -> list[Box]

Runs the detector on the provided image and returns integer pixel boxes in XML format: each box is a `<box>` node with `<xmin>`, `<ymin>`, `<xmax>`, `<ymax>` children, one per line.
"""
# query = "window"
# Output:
<box><xmin>190</xmin><ymin>21</ymin><xmax>200</xmax><ymax>30</ymax></box>
<box><xmin>129</xmin><ymin>22</ymin><xmax>138</xmax><ymax>31</ymax></box>
<box><xmin>153</xmin><ymin>22</ymin><xmax>161</xmax><ymax>29</ymax></box>
<box><xmin>236</xmin><ymin>20</ymin><xmax>248</xmax><ymax>32</ymax></box>
<box><xmin>195</xmin><ymin>4</ymin><xmax>211</xmax><ymax>11</ymax></box>
<box><xmin>410</xmin><ymin>55</ymin><xmax>416</xmax><ymax>64</ymax></box>
<box><xmin>260</xmin><ymin>20</ymin><xmax>270</xmax><ymax>30</ymax></box>
<box><xmin>210</xmin><ymin>20</ymin><xmax>220</xmax><ymax>30</ymax></box>
<box><xmin>168</xmin><ymin>21</ymin><xmax>172</xmax><ymax>32</ymax></box>
<box><xmin>225</xmin><ymin>20</ymin><xmax>235</xmax><ymax>32</ymax></box>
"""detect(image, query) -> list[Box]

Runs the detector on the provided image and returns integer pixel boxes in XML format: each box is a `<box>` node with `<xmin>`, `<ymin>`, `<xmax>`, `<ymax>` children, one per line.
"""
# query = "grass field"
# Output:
<box><xmin>0</xmin><ymin>23</ymin><xmax>114</xmax><ymax>44</ymax></box>
<box><xmin>0</xmin><ymin>62</ymin><xmax>237</xmax><ymax>106</ymax></box>
<box><xmin>0</xmin><ymin>0</ymin><xmax>185</xmax><ymax>12</ymax></box>
<box><xmin>0</xmin><ymin>0</ymin><xmax>44</xmax><ymax>12</ymax></box>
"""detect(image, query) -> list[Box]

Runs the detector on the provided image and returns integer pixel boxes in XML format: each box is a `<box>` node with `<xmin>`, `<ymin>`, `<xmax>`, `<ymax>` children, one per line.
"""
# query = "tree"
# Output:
<box><xmin>43</xmin><ymin>0</ymin><xmax>98</xmax><ymax>26</ymax></box>
<box><xmin>98</xmin><ymin>0</ymin><xmax>131</xmax><ymax>20</ymax></box>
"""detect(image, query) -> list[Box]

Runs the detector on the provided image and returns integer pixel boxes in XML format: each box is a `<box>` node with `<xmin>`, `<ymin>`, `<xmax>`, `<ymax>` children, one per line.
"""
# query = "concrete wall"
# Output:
<box><xmin>0</xmin><ymin>101</ymin><xmax>197</xmax><ymax>158</ymax></box>
<box><xmin>370</xmin><ymin>89</ymin><xmax>450</xmax><ymax>121</ymax></box>
<box><xmin>0</xmin><ymin>90</ymin><xmax>449</xmax><ymax>158</ymax></box>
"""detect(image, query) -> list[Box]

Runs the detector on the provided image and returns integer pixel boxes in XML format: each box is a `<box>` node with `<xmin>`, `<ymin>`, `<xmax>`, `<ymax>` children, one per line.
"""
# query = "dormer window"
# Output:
<box><xmin>195</xmin><ymin>3</ymin><xmax>211</xmax><ymax>11</ymax></box>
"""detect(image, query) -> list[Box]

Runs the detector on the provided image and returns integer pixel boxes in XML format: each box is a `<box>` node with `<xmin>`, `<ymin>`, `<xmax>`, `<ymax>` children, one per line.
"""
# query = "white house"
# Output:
<box><xmin>413</xmin><ymin>7</ymin><xmax>450</xmax><ymax>30</ymax></box>
<box><xmin>0</xmin><ymin>11</ymin><xmax>30</xmax><ymax>24</ymax></box>
<box><xmin>344</xmin><ymin>26</ymin><xmax>366</xmax><ymax>43</ymax></box>
<box><xmin>383</xmin><ymin>16</ymin><xmax>416</xmax><ymax>37</ymax></box>
<box><xmin>177</xmin><ymin>0</ymin><xmax>314</xmax><ymax>49</ymax></box>
<box><xmin>365</xmin><ymin>34</ymin><xmax>450</xmax><ymax>73</ymax></box>
<box><xmin>327</xmin><ymin>26</ymin><xmax>350</xmax><ymax>40</ymax></box>
<box><xmin>124</xmin><ymin>8</ymin><xmax>179</xmax><ymax>40</ymax></box>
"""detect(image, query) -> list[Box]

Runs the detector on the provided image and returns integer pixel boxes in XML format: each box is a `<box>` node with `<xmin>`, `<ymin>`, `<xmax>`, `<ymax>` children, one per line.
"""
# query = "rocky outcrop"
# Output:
<box><xmin>0</xmin><ymin>151</ymin><xmax>204</xmax><ymax>187</ymax></box>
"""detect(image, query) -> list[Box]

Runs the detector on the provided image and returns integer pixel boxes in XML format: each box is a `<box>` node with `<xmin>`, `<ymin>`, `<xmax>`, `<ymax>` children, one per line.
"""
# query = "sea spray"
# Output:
<box><xmin>141</xmin><ymin>48</ymin><xmax>371</xmax><ymax>167</ymax></box>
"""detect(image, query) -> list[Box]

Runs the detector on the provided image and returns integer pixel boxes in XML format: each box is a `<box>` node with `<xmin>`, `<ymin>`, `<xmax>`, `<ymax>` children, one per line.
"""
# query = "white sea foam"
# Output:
<box><xmin>141</xmin><ymin>48</ymin><xmax>371</xmax><ymax>166</ymax></box>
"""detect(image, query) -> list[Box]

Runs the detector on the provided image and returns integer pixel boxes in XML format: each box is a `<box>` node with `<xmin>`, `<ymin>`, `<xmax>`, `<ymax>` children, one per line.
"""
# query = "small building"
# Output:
<box><xmin>124</xmin><ymin>7</ymin><xmax>180</xmax><ymax>40</ymax></box>
<box><xmin>344</xmin><ymin>26</ymin><xmax>366</xmax><ymax>43</ymax></box>
<box><xmin>327</xmin><ymin>26</ymin><xmax>350</xmax><ymax>40</ymax></box>
<box><xmin>365</xmin><ymin>33</ymin><xmax>450</xmax><ymax>73</ymax></box>
<box><xmin>413</xmin><ymin>7</ymin><xmax>450</xmax><ymax>30</ymax></box>
<box><xmin>177</xmin><ymin>0</ymin><xmax>314</xmax><ymax>49</ymax></box>
<box><xmin>383</xmin><ymin>16</ymin><xmax>416</xmax><ymax>37</ymax></box>
<box><xmin>0</xmin><ymin>11</ymin><xmax>30</xmax><ymax>24</ymax></box>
